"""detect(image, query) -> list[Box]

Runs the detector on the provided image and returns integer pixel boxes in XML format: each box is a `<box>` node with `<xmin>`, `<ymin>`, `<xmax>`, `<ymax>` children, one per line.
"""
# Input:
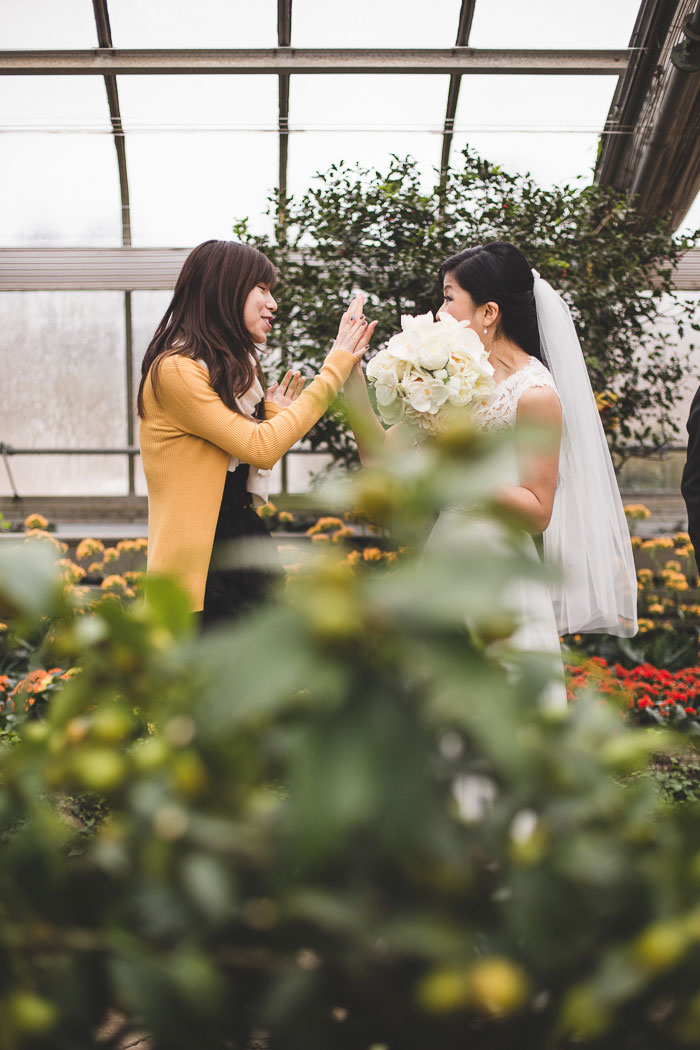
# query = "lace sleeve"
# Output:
<box><xmin>475</xmin><ymin>359</ymin><xmax>559</xmax><ymax>431</ymax></box>
<box><xmin>511</xmin><ymin>360</ymin><xmax>558</xmax><ymax>406</ymax></box>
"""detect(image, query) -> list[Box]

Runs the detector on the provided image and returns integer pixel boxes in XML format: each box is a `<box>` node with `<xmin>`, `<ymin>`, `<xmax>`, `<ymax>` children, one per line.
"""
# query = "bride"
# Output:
<box><xmin>344</xmin><ymin>242</ymin><xmax>638</xmax><ymax>709</ymax></box>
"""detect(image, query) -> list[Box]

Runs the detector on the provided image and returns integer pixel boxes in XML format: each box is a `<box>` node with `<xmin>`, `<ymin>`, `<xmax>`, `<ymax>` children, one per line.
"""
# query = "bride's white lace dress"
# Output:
<box><xmin>432</xmin><ymin>356</ymin><xmax>568</xmax><ymax>710</ymax></box>
<box><xmin>476</xmin><ymin>356</ymin><xmax>566</xmax><ymax>709</ymax></box>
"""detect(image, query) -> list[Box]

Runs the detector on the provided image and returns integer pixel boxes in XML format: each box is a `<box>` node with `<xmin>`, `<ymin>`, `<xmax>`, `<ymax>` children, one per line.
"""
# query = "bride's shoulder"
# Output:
<box><xmin>515</xmin><ymin>365</ymin><xmax>562</xmax><ymax>426</ymax></box>
<box><xmin>512</xmin><ymin>357</ymin><xmax>558</xmax><ymax>396</ymax></box>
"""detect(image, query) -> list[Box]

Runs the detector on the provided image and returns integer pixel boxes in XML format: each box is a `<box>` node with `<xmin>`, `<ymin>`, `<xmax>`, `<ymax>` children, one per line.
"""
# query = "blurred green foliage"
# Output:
<box><xmin>235</xmin><ymin>147</ymin><xmax>699</xmax><ymax>467</ymax></box>
<box><xmin>1</xmin><ymin>429</ymin><xmax>700</xmax><ymax>1049</ymax></box>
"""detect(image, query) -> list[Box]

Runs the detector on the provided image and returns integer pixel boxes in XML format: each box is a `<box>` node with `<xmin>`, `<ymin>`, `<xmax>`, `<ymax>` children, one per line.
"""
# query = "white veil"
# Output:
<box><xmin>533</xmin><ymin>272</ymin><xmax>638</xmax><ymax>637</ymax></box>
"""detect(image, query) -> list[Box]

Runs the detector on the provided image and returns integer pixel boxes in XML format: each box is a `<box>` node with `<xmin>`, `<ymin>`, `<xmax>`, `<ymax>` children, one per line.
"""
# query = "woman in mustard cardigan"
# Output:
<box><xmin>137</xmin><ymin>239</ymin><xmax>375</xmax><ymax>625</ymax></box>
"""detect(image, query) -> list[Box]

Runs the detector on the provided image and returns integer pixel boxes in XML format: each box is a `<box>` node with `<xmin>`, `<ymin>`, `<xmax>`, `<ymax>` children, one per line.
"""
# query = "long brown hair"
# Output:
<box><xmin>137</xmin><ymin>240</ymin><xmax>277</xmax><ymax>419</ymax></box>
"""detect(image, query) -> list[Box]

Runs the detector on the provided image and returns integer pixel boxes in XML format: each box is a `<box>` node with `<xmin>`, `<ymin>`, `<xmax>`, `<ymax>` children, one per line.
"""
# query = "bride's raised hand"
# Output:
<box><xmin>332</xmin><ymin>294</ymin><xmax>378</xmax><ymax>361</ymax></box>
<box><xmin>266</xmin><ymin>369</ymin><xmax>306</xmax><ymax>408</ymax></box>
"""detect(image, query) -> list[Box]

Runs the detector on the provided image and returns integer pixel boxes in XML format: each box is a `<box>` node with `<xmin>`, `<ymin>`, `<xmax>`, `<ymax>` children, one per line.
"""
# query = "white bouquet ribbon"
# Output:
<box><xmin>366</xmin><ymin>312</ymin><xmax>495</xmax><ymax>433</ymax></box>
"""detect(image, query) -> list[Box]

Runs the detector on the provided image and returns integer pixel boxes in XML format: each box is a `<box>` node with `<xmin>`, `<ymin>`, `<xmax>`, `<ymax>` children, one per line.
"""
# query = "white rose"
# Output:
<box><xmin>366</xmin><ymin>346</ymin><xmax>397</xmax><ymax>380</ymax></box>
<box><xmin>398</xmin><ymin>312</ymin><xmax>450</xmax><ymax>368</ymax></box>
<box><xmin>385</xmin><ymin>330</ymin><xmax>419</xmax><ymax>364</ymax></box>
<box><xmin>415</xmin><ymin>335</ymin><xmax>450</xmax><ymax>371</ymax></box>
<box><xmin>401</xmin><ymin>312</ymin><xmax>436</xmax><ymax>339</ymax></box>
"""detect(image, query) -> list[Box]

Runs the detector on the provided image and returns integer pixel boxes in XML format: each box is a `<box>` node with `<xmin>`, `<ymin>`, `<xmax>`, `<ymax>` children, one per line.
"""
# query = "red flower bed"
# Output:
<box><xmin>566</xmin><ymin>657</ymin><xmax>700</xmax><ymax>732</ymax></box>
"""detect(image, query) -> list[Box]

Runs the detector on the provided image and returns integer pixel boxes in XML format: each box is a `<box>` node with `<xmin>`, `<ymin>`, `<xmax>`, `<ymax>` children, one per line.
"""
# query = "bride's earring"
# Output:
<box><xmin>483</xmin><ymin>325</ymin><xmax>489</xmax><ymax>336</ymax></box>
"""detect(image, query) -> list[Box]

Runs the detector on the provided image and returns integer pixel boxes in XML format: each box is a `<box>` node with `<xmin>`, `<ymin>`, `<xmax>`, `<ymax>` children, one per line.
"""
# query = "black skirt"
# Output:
<box><xmin>201</xmin><ymin>464</ymin><xmax>275</xmax><ymax>629</ymax></box>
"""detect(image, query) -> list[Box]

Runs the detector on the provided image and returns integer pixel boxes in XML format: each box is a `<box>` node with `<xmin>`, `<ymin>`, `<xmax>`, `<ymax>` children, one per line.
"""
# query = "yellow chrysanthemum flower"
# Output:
<box><xmin>23</xmin><ymin>513</ymin><xmax>49</xmax><ymax>530</ymax></box>
<box><xmin>642</xmin><ymin>537</ymin><xmax>674</xmax><ymax>551</ymax></box>
<box><xmin>624</xmin><ymin>503</ymin><xmax>651</xmax><ymax>521</ymax></box>
<box><xmin>76</xmin><ymin>537</ymin><xmax>104</xmax><ymax>561</ymax></box>
<box><xmin>100</xmin><ymin>574</ymin><xmax>129</xmax><ymax>594</ymax></box>
<box><xmin>362</xmin><ymin>547</ymin><xmax>384</xmax><ymax>563</ymax></box>
<box><xmin>306</xmin><ymin>516</ymin><xmax>346</xmax><ymax>536</ymax></box>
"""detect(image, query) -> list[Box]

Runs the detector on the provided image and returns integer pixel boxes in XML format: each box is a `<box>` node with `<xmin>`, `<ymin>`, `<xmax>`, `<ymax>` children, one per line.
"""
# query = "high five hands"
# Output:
<box><xmin>333</xmin><ymin>293</ymin><xmax>377</xmax><ymax>359</ymax></box>
<box><xmin>267</xmin><ymin>293</ymin><xmax>377</xmax><ymax>406</ymax></box>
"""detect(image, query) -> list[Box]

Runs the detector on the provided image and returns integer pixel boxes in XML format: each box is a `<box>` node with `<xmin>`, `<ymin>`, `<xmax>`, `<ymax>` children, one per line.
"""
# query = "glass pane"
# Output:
<box><xmin>680</xmin><ymin>193</ymin><xmax>700</xmax><ymax>236</ymax></box>
<box><xmin>118</xmin><ymin>73</ymin><xmax>279</xmax><ymax>131</ymax></box>
<box><xmin>3</xmin><ymin>0</ymin><xmax>98</xmax><ymax>47</ymax></box>
<box><xmin>469</xmin><ymin>0</ymin><xmax>641</xmax><ymax>48</ymax></box>
<box><xmin>289</xmin><ymin>130</ymin><xmax>440</xmax><ymax>201</ymax></box>
<box><xmin>131</xmin><ymin>291</ymin><xmax>172</xmax><ymax>496</ymax></box>
<box><xmin>108</xmin><ymin>0</ymin><xmax>277</xmax><ymax>48</ymax></box>
<box><xmin>674</xmin><ymin>291</ymin><xmax>700</xmax><ymax>433</ymax></box>
<box><xmin>0</xmin><ymin>76</ymin><xmax>120</xmax><ymax>245</ymax></box>
<box><xmin>617</xmin><ymin>452</ymin><xmax>686</xmax><ymax>497</ymax></box>
<box><xmin>288</xmin><ymin>73</ymin><xmax>446</xmax><ymax>197</ymax></box>
<box><xmin>0</xmin><ymin>454</ymin><xmax>129</xmax><ymax>499</ymax></box>
<box><xmin>0</xmin><ymin>75</ymin><xmax>112</xmax><ymax>127</ymax></box>
<box><xmin>451</xmin><ymin>75</ymin><xmax>619</xmax><ymax>187</ymax></box>
<box><xmin>0</xmin><ymin>136</ymin><xmax>122</xmax><ymax>246</ymax></box>
<box><xmin>118</xmin><ymin>76</ymin><xmax>279</xmax><ymax>243</ymax></box>
<box><xmin>131</xmin><ymin>290</ymin><xmax>172</xmax><ymax>416</ymax></box>
<box><xmin>284</xmin><ymin>452</ymin><xmax>333</xmax><ymax>493</ymax></box>
<box><xmin>125</xmin><ymin>131</ymin><xmax>277</xmax><ymax>244</ymax></box>
<box><xmin>291</xmin><ymin>73</ymin><xmax>447</xmax><ymax>130</ymax></box>
<box><xmin>0</xmin><ymin>292</ymin><xmax>128</xmax><ymax>496</ymax></box>
<box><xmin>293</xmin><ymin>0</ymin><xmax>462</xmax><ymax>46</ymax></box>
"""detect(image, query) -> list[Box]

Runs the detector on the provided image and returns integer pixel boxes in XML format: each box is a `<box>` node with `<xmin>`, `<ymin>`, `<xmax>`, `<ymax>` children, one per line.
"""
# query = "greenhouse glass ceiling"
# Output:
<box><xmin>2</xmin><ymin>0</ymin><xmax>699</xmax><ymax>251</ymax></box>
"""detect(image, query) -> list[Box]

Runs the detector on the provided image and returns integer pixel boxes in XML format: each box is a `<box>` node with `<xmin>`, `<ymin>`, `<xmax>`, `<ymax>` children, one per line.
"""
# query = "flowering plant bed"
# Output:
<box><xmin>0</xmin><ymin>666</ymin><xmax>77</xmax><ymax>724</ymax></box>
<box><xmin>566</xmin><ymin>656</ymin><xmax>700</xmax><ymax>735</ymax></box>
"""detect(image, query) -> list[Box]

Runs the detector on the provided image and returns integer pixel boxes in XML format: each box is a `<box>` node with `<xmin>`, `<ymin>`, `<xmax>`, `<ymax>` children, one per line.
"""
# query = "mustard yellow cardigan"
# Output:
<box><xmin>139</xmin><ymin>347</ymin><xmax>357</xmax><ymax>611</ymax></box>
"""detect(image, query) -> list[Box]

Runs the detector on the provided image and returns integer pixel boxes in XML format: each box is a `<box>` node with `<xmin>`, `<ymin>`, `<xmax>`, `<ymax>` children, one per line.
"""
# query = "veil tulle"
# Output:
<box><xmin>533</xmin><ymin>272</ymin><xmax>638</xmax><ymax>637</ymax></box>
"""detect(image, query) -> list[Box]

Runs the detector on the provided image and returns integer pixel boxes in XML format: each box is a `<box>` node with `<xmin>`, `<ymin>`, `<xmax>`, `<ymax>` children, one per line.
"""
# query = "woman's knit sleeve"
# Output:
<box><xmin>155</xmin><ymin>349</ymin><xmax>357</xmax><ymax>471</ymax></box>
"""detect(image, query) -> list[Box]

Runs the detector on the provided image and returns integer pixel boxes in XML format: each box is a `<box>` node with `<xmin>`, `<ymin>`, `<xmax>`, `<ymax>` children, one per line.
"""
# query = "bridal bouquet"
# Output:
<box><xmin>366</xmin><ymin>312</ymin><xmax>495</xmax><ymax>433</ymax></box>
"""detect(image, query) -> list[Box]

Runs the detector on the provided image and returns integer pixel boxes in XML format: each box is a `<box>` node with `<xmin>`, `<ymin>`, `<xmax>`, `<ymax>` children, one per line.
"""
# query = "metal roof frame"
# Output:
<box><xmin>92</xmin><ymin>0</ymin><xmax>131</xmax><ymax>248</ymax></box>
<box><xmin>0</xmin><ymin>47</ymin><xmax>631</xmax><ymax>76</ymax></box>
<box><xmin>597</xmin><ymin>0</ymin><xmax>678</xmax><ymax>188</ymax></box>
<box><xmin>91</xmin><ymin>0</ymin><xmax>136</xmax><ymax>492</ymax></box>
<box><xmin>277</xmin><ymin>0</ymin><xmax>292</xmax><ymax>228</ymax></box>
<box><xmin>2</xmin><ymin>247</ymin><xmax>698</xmax><ymax>291</ymax></box>
<box><xmin>597</xmin><ymin>0</ymin><xmax>700</xmax><ymax>228</ymax></box>
<box><xmin>439</xmin><ymin>0</ymin><xmax>477</xmax><ymax>191</ymax></box>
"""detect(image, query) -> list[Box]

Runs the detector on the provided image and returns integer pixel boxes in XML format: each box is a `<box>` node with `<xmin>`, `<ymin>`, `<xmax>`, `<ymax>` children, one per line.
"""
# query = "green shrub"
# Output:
<box><xmin>1</xmin><ymin>431</ymin><xmax>700</xmax><ymax>1049</ymax></box>
<box><xmin>237</xmin><ymin>148</ymin><xmax>698</xmax><ymax>467</ymax></box>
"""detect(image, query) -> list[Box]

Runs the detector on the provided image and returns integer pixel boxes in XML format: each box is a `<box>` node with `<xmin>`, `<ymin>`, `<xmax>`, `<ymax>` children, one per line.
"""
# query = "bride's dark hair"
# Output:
<box><xmin>137</xmin><ymin>239</ymin><xmax>276</xmax><ymax>419</ymax></box>
<box><xmin>439</xmin><ymin>242</ymin><xmax>542</xmax><ymax>361</ymax></box>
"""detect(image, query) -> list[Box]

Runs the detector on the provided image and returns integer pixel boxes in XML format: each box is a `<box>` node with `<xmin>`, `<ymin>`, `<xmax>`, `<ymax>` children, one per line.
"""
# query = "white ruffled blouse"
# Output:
<box><xmin>197</xmin><ymin>354</ymin><xmax>271</xmax><ymax>508</ymax></box>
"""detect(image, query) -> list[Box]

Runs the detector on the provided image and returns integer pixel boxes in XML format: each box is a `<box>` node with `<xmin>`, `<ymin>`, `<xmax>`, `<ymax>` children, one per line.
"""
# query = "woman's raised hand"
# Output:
<box><xmin>265</xmin><ymin>369</ymin><xmax>306</xmax><ymax>407</ymax></box>
<box><xmin>332</xmin><ymin>294</ymin><xmax>378</xmax><ymax>360</ymax></box>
